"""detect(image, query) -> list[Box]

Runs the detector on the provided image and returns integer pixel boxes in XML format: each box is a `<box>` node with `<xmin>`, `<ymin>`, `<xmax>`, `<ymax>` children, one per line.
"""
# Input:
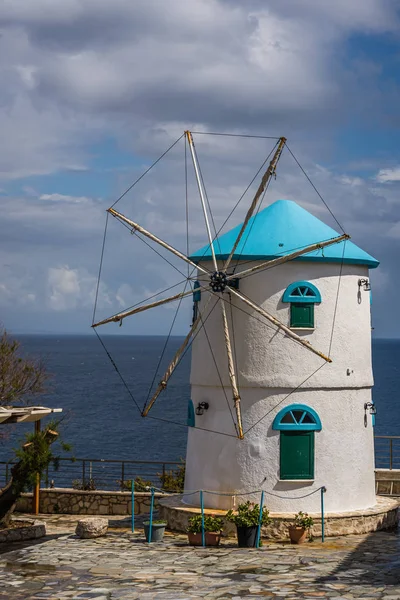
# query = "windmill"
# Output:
<box><xmin>93</xmin><ymin>131</ymin><xmax>380</xmax><ymax>514</ymax></box>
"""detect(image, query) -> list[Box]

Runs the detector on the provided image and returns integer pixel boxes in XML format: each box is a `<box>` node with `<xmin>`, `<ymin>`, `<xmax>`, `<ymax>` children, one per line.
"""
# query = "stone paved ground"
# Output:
<box><xmin>0</xmin><ymin>514</ymin><xmax>400</xmax><ymax>599</ymax></box>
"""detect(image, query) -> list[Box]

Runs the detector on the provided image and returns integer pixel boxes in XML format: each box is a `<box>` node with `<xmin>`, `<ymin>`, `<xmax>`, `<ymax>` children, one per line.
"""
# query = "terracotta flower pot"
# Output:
<box><xmin>187</xmin><ymin>532</ymin><xmax>221</xmax><ymax>546</ymax></box>
<box><xmin>188</xmin><ymin>532</ymin><xmax>202</xmax><ymax>546</ymax></box>
<box><xmin>289</xmin><ymin>526</ymin><xmax>307</xmax><ymax>544</ymax></box>
<box><xmin>205</xmin><ymin>532</ymin><xmax>221</xmax><ymax>546</ymax></box>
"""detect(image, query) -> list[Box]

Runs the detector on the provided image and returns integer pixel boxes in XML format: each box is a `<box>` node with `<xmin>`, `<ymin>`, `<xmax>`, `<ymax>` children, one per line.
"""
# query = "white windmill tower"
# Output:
<box><xmin>185</xmin><ymin>197</ymin><xmax>378</xmax><ymax>513</ymax></box>
<box><xmin>93</xmin><ymin>131</ymin><xmax>379</xmax><ymax>516</ymax></box>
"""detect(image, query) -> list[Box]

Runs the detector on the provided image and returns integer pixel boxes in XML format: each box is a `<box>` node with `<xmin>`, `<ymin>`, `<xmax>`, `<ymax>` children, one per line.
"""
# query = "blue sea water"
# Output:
<box><xmin>0</xmin><ymin>335</ymin><xmax>399</xmax><ymax>464</ymax></box>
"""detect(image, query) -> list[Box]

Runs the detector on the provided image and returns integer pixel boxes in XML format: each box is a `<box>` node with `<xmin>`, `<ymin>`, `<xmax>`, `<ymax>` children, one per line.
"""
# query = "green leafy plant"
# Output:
<box><xmin>134</xmin><ymin>476</ymin><xmax>153</xmax><ymax>491</ymax></box>
<box><xmin>143</xmin><ymin>520</ymin><xmax>167</xmax><ymax>525</ymax></box>
<box><xmin>158</xmin><ymin>460</ymin><xmax>185</xmax><ymax>492</ymax></box>
<box><xmin>226</xmin><ymin>501</ymin><xmax>271</xmax><ymax>528</ymax></box>
<box><xmin>293</xmin><ymin>511</ymin><xmax>314</xmax><ymax>530</ymax></box>
<box><xmin>0</xmin><ymin>330</ymin><xmax>71</xmax><ymax>528</ymax></box>
<box><xmin>72</xmin><ymin>478</ymin><xmax>97</xmax><ymax>491</ymax></box>
<box><xmin>118</xmin><ymin>476</ymin><xmax>153</xmax><ymax>491</ymax></box>
<box><xmin>187</xmin><ymin>514</ymin><xmax>223</xmax><ymax>534</ymax></box>
<box><xmin>0</xmin><ymin>329</ymin><xmax>49</xmax><ymax>405</ymax></box>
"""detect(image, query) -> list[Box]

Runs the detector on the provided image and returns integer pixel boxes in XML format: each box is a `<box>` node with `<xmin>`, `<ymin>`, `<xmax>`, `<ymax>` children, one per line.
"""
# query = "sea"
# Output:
<box><xmin>0</xmin><ymin>335</ymin><xmax>399</xmax><ymax>466</ymax></box>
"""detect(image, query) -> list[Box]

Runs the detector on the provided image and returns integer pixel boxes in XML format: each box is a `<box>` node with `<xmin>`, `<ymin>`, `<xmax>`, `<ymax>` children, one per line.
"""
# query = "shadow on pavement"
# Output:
<box><xmin>317</xmin><ymin>529</ymin><xmax>400</xmax><ymax>586</ymax></box>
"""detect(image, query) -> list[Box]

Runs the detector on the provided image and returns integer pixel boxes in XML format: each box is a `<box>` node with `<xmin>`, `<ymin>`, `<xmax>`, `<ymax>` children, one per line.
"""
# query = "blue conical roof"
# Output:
<box><xmin>190</xmin><ymin>199</ymin><xmax>379</xmax><ymax>268</ymax></box>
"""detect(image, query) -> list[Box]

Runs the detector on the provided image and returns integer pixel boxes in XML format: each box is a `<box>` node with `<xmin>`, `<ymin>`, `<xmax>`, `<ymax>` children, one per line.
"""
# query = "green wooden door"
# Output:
<box><xmin>280</xmin><ymin>431</ymin><xmax>314</xmax><ymax>479</ymax></box>
<box><xmin>290</xmin><ymin>303</ymin><xmax>314</xmax><ymax>328</ymax></box>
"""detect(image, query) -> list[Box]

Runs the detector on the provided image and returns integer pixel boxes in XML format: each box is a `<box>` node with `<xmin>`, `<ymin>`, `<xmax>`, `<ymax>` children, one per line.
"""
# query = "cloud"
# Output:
<box><xmin>0</xmin><ymin>0</ymin><xmax>397</xmax><ymax>182</ymax></box>
<box><xmin>376</xmin><ymin>167</ymin><xmax>400</xmax><ymax>183</ymax></box>
<box><xmin>40</xmin><ymin>193</ymin><xmax>92</xmax><ymax>204</ymax></box>
<box><xmin>0</xmin><ymin>0</ymin><xmax>399</xmax><ymax>336</ymax></box>
<box><xmin>46</xmin><ymin>265</ymin><xmax>113</xmax><ymax>311</ymax></box>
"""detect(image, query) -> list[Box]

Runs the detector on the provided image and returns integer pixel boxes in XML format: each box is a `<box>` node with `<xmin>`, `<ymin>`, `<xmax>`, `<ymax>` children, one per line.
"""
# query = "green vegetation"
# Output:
<box><xmin>226</xmin><ymin>501</ymin><xmax>271</xmax><ymax>528</ymax></box>
<box><xmin>187</xmin><ymin>514</ymin><xmax>223</xmax><ymax>534</ymax></box>
<box><xmin>0</xmin><ymin>329</ymin><xmax>70</xmax><ymax>527</ymax></box>
<box><xmin>293</xmin><ymin>511</ymin><xmax>314</xmax><ymax>530</ymax></box>
<box><xmin>158</xmin><ymin>461</ymin><xmax>185</xmax><ymax>492</ymax></box>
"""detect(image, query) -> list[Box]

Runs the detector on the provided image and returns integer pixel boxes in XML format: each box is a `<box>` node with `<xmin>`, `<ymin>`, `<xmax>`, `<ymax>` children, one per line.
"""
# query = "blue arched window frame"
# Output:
<box><xmin>282</xmin><ymin>281</ymin><xmax>321</xmax><ymax>329</ymax></box>
<box><xmin>273</xmin><ymin>404</ymin><xmax>321</xmax><ymax>480</ymax></box>
<box><xmin>282</xmin><ymin>281</ymin><xmax>321</xmax><ymax>304</ymax></box>
<box><xmin>192</xmin><ymin>281</ymin><xmax>201</xmax><ymax>324</ymax></box>
<box><xmin>187</xmin><ymin>400</ymin><xmax>195</xmax><ymax>427</ymax></box>
<box><xmin>272</xmin><ymin>404</ymin><xmax>322</xmax><ymax>431</ymax></box>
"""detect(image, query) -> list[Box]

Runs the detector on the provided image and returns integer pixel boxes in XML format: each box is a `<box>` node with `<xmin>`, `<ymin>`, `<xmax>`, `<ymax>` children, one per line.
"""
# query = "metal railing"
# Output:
<box><xmin>1</xmin><ymin>436</ymin><xmax>398</xmax><ymax>492</ymax></box>
<box><xmin>374</xmin><ymin>436</ymin><xmax>400</xmax><ymax>470</ymax></box>
<box><xmin>0</xmin><ymin>457</ymin><xmax>182</xmax><ymax>492</ymax></box>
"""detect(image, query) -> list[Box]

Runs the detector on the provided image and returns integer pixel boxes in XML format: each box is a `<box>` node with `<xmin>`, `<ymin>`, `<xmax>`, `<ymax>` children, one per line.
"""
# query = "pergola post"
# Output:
<box><xmin>32</xmin><ymin>419</ymin><xmax>41</xmax><ymax>515</ymax></box>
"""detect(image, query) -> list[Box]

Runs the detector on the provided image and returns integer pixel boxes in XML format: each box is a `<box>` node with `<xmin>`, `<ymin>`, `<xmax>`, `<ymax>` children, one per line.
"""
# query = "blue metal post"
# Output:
<box><xmin>148</xmin><ymin>487</ymin><xmax>155</xmax><ymax>543</ymax></box>
<box><xmin>200</xmin><ymin>490</ymin><xmax>205</xmax><ymax>547</ymax></box>
<box><xmin>256</xmin><ymin>491</ymin><xmax>264</xmax><ymax>548</ymax></box>
<box><xmin>131</xmin><ymin>479</ymin><xmax>135</xmax><ymax>533</ymax></box>
<box><xmin>321</xmin><ymin>486</ymin><xmax>326</xmax><ymax>543</ymax></box>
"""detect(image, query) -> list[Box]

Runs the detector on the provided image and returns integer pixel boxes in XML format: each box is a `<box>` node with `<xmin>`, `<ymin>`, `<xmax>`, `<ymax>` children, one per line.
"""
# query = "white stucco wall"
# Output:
<box><xmin>190</xmin><ymin>261</ymin><xmax>373</xmax><ymax>390</ymax></box>
<box><xmin>184</xmin><ymin>386</ymin><xmax>376</xmax><ymax>512</ymax></box>
<box><xmin>184</xmin><ymin>259</ymin><xmax>376</xmax><ymax>513</ymax></box>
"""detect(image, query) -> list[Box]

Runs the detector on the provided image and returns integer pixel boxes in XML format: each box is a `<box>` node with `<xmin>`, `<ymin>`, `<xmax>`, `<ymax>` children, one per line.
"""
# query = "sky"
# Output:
<box><xmin>0</xmin><ymin>0</ymin><xmax>400</xmax><ymax>338</ymax></box>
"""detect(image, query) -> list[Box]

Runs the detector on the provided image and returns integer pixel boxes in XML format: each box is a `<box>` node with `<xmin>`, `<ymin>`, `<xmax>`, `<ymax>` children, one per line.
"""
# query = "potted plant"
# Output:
<box><xmin>226</xmin><ymin>501</ymin><xmax>271</xmax><ymax>548</ymax></box>
<box><xmin>289</xmin><ymin>512</ymin><xmax>314</xmax><ymax>544</ymax></box>
<box><xmin>187</xmin><ymin>514</ymin><xmax>224</xmax><ymax>546</ymax></box>
<box><xmin>143</xmin><ymin>519</ymin><xmax>167</xmax><ymax>542</ymax></box>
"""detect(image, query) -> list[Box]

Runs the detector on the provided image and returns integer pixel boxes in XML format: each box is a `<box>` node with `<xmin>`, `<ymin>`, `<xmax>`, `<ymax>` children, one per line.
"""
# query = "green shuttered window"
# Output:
<box><xmin>272</xmin><ymin>404</ymin><xmax>321</xmax><ymax>481</ymax></box>
<box><xmin>283</xmin><ymin>281</ymin><xmax>320</xmax><ymax>329</ymax></box>
<box><xmin>280</xmin><ymin>431</ymin><xmax>314</xmax><ymax>480</ymax></box>
<box><xmin>290</xmin><ymin>303</ymin><xmax>314</xmax><ymax>328</ymax></box>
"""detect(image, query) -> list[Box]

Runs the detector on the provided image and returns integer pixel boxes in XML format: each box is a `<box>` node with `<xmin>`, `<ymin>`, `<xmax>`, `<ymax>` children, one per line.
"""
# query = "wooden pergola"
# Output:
<box><xmin>0</xmin><ymin>406</ymin><xmax>62</xmax><ymax>514</ymax></box>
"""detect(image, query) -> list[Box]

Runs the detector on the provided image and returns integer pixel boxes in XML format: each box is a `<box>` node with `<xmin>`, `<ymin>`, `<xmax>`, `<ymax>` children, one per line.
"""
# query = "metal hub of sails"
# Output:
<box><xmin>210</xmin><ymin>271</ymin><xmax>228</xmax><ymax>293</ymax></box>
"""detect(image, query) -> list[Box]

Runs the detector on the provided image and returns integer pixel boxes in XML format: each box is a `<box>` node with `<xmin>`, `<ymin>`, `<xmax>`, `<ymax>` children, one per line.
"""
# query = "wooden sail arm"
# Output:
<box><xmin>223</xmin><ymin>136</ymin><xmax>286</xmax><ymax>271</ymax></box>
<box><xmin>142</xmin><ymin>294</ymin><xmax>214</xmax><ymax>417</ymax></box>
<box><xmin>185</xmin><ymin>131</ymin><xmax>219</xmax><ymax>272</ymax></box>
<box><xmin>219</xmin><ymin>298</ymin><xmax>244</xmax><ymax>439</ymax></box>
<box><xmin>92</xmin><ymin>287</ymin><xmax>197</xmax><ymax>328</ymax></box>
<box><xmin>108</xmin><ymin>207</ymin><xmax>209</xmax><ymax>276</ymax></box>
<box><xmin>227</xmin><ymin>234</ymin><xmax>350</xmax><ymax>281</ymax></box>
<box><xmin>227</xmin><ymin>288</ymin><xmax>332</xmax><ymax>363</ymax></box>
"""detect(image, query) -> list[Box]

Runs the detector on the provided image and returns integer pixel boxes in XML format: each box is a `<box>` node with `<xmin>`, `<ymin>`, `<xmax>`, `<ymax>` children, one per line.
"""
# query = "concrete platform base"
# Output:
<box><xmin>159</xmin><ymin>495</ymin><xmax>399</xmax><ymax>539</ymax></box>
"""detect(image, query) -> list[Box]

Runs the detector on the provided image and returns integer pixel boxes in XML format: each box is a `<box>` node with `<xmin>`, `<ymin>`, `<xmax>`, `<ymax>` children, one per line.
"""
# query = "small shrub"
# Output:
<box><xmin>72</xmin><ymin>478</ymin><xmax>97</xmax><ymax>491</ymax></box>
<box><xmin>187</xmin><ymin>514</ymin><xmax>223</xmax><ymax>534</ymax></box>
<box><xmin>133</xmin><ymin>476</ymin><xmax>153</xmax><ymax>491</ymax></box>
<box><xmin>293</xmin><ymin>511</ymin><xmax>314</xmax><ymax>530</ymax></box>
<box><xmin>158</xmin><ymin>460</ymin><xmax>185</xmax><ymax>492</ymax></box>
<box><xmin>143</xmin><ymin>520</ymin><xmax>167</xmax><ymax>526</ymax></box>
<box><xmin>226</xmin><ymin>501</ymin><xmax>271</xmax><ymax>528</ymax></box>
<box><xmin>118</xmin><ymin>476</ymin><xmax>154</xmax><ymax>491</ymax></box>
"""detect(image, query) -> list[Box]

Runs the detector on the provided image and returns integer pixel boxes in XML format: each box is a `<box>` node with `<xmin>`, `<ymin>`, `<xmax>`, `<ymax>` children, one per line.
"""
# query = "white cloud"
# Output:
<box><xmin>0</xmin><ymin>0</ymin><xmax>399</xmax><ymax>335</ymax></box>
<box><xmin>47</xmin><ymin>266</ymin><xmax>81</xmax><ymax>311</ymax></box>
<box><xmin>339</xmin><ymin>176</ymin><xmax>364</xmax><ymax>187</ymax></box>
<box><xmin>46</xmin><ymin>265</ymin><xmax>113</xmax><ymax>311</ymax></box>
<box><xmin>40</xmin><ymin>193</ymin><xmax>91</xmax><ymax>204</ymax></box>
<box><xmin>376</xmin><ymin>167</ymin><xmax>400</xmax><ymax>183</ymax></box>
<box><xmin>0</xmin><ymin>0</ymin><xmax>397</xmax><ymax>181</ymax></box>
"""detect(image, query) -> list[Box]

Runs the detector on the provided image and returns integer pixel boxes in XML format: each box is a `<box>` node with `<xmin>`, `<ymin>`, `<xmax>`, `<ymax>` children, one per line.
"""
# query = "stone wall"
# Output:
<box><xmin>159</xmin><ymin>495</ymin><xmax>399</xmax><ymax>539</ymax></box>
<box><xmin>16</xmin><ymin>488</ymin><xmax>166</xmax><ymax>515</ymax></box>
<box><xmin>0</xmin><ymin>520</ymin><xmax>46</xmax><ymax>543</ymax></box>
